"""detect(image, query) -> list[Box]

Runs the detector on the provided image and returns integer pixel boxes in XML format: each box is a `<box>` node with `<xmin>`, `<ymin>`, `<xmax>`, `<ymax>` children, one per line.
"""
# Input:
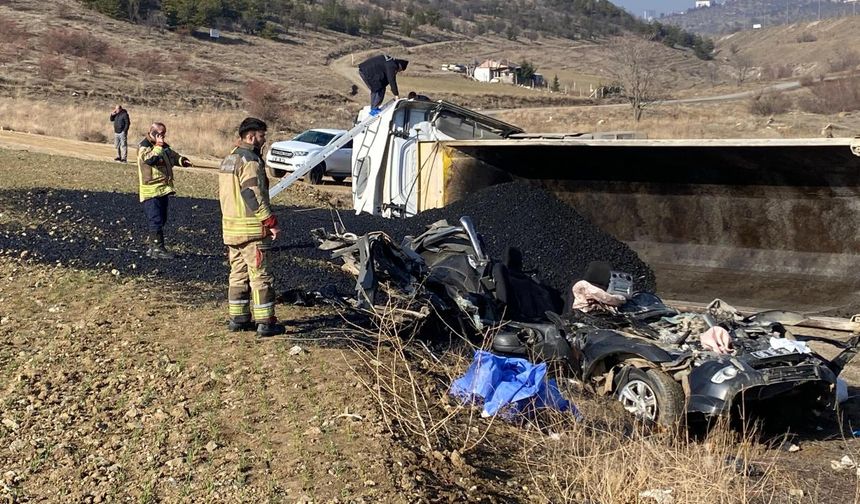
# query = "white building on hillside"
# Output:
<box><xmin>473</xmin><ymin>60</ymin><xmax>519</xmax><ymax>84</ymax></box>
<box><xmin>695</xmin><ymin>0</ymin><xmax>712</xmax><ymax>7</ymax></box>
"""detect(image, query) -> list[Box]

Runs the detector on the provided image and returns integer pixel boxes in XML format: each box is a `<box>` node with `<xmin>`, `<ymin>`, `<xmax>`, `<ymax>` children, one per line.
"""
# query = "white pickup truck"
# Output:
<box><xmin>266</xmin><ymin>128</ymin><xmax>353</xmax><ymax>184</ymax></box>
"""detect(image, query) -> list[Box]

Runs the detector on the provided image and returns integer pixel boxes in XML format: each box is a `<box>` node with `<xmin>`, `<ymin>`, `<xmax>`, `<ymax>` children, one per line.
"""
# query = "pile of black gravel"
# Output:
<box><xmin>0</xmin><ymin>182</ymin><xmax>655</xmax><ymax>303</ymax></box>
<box><xmin>345</xmin><ymin>181</ymin><xmax>657</xmax><ymax>295</ymax></box>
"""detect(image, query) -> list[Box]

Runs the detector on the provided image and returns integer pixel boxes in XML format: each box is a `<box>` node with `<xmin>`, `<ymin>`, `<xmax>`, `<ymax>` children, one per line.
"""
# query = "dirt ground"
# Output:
<box><xmin>1</xmin><ymin>148</ymin><xmax>860</xmax><ymax>503</ymax></box>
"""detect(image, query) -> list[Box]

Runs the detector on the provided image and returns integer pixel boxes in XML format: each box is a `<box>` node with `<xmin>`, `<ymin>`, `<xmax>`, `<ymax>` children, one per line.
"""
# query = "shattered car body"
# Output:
<box><xmin>557</xmin><ymin>294</ymin><xmax>860</xmax><ymax>425</ymax></box>
<box><xmin>314</xmin><ymin>217</ymin><xmax>860</xmax><ymax>426</ymax></box>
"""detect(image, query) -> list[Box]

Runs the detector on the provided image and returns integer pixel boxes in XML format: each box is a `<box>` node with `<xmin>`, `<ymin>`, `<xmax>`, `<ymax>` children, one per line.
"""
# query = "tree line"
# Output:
<box><xmin>79</xmin><ymin>0</ymin><xmax>713</xmax><ymax>60</ymax></box>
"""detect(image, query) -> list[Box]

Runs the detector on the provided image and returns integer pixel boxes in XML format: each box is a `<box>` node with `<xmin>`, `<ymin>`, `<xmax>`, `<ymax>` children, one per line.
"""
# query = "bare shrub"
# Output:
<box><xmin>77</xmin><ymin>130</ymin><xmax>109</xmax><ymax>143</ymax></box>
<box><xmin>127</xmin><ymin>52</ymin><xmax>165</xmax><ymax>74</ymax></box>
<box><xmin>795</xmin><ymin>32</ymin><xmax>817</xmax><ymax>43</ymax></box>
<box><xmin>761</xmin><ymin>63</ymin><xmax>793</xmax><ymax>81</ymax></box>
<box><xmin>0</xmin><ymin>14</ymin><xmax>30</xmax><ymax>45</ymax></box>
<box><xmin>748</xmin><ymin>91</ymin><xmax>792</xmax><ymax>116</ymax></box>
<box><xmin>829</xmin><ymin>50</ymin><xmax>860</xmax><ymax>73</ymax></box>
<box><xmin>245</xmin><ymin>80</ymin><xmax>286</xmax><ymax>126</ymax></box>
<box><xmin>172</xmin><ymin>53</ymin><xmax>190</xmax><ymax>71</ymax></box>
<box><xmin>43</xmin><ymin>28</ymin><xmax>110</xmax><ymax>62</ymax></box>
<box><xmin>731</xmin><ymin>53</ymin><xmax>754</xmax><ymax>86</ymax></box>
<box><xmin>104</xmin><ymin>46</ymin><xmax>129</xmax><ymax>67</ymax></box>
<box><xmin>182</xmin><ymin>69</ymin><xmax>219</xmax><ymax>89</ymax></box>
<box><xmin>38</xmin><ymin>55</ymin><xmax>68</xmax><ymax>82</ymax></box>
<box><xmin>799</xmin><ymin>74</ymin><xmax>814</xmax><ymax>87</ymax></box>
<box><xmin>798</xmin><ymin>76</ymin><xmax>860</xmax><ymax>114</ymax></box>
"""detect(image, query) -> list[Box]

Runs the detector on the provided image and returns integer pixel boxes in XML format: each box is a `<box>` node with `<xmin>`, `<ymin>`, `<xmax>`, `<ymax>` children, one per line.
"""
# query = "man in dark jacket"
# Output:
<box><xmin>357</xmin><ymin>54</ymin><xmax>408</xmax><ymax>114</ymax></box>
<box><xmin>110</xmin><ymin>104</ymin><xmax>130</xmax><ymax>162</ymax></box>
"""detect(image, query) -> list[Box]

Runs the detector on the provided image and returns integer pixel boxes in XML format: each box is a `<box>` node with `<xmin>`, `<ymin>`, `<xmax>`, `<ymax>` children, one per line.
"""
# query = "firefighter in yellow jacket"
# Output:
<box><xmin>137</xmin><ymin>122</ymin><xmax>192</xmax><ymax>258</ymax></box>
<box><xmin>219</xmin><ymin>117</ymin><xmax>285</xmax><ymax>337</ymax></box>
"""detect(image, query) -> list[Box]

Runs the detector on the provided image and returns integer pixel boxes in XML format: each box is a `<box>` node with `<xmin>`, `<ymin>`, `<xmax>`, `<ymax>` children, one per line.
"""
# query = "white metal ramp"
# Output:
<box><xmin>268</xmin><ymin>101</ymin><xmax>395</xmax><ymax>199</ymax></box>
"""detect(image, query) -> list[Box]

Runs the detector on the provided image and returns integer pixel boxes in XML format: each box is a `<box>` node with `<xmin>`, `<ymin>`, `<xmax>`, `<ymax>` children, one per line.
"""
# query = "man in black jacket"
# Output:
<box><xmin>110</xmin><ymin>104</ymin><xmax>131</xmax><ymax>162</ymax></box>
<box><xmin>357</xmin><ymin>54</ymin><xmax>409</xmax><ymax>114</ymax></box>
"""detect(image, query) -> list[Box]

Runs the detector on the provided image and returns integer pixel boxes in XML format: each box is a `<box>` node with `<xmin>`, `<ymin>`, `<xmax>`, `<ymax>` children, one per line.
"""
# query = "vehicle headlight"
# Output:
<box><xmin>711</xmin><ymin>365</ymin><xmax>739</xmax><ymax>384</ymax></box>
<box><xmin>293</xmin><ymin>150</ymin><xmax>309</xmax><ymax>157</ymax></box>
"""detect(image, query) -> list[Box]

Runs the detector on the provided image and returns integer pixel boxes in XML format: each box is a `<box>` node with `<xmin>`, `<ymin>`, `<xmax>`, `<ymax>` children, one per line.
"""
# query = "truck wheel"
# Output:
<box><xmin>616</xmin><ymin>367</ymin><xmax>685</xmax><ymax>427</ymax></box>
<box><xmin>332</xmin><ymin>176</ymin><xmax>347</xmax><ymax>184</ymax></box>
<box><xmin>308</xmin><ymin>163</ymin><xmax>325</xmax><ymax>185</ymax></box>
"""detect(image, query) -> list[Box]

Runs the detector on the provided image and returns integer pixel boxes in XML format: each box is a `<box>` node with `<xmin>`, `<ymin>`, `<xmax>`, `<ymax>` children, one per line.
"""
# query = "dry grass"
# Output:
<box><xmin>495</xmin><ymin>99</ymin><xmax>860</xmax><ymax>139</ymax></box>
<box><xmin>715</xmin><ymin>17</ymin><xmax>860</xmax><ymax>76</ymax></box>
<box><xmin>0</xmin><ymin>12</ymin><xmax>31</xmax><ymax>44</ymax></box>
<box><xmin>348</xmin><ymin>302</ymin><xmax>810</xmax><ymax>503</ymax></box>
<box><xmin>748</xmin><ymin>91</ymin><xmax>792</xmax><ymax>116</ymax></box>
<box><xmin>798</xmin><ymin>76</ymin><xmax>860</xmax><ymax>115</ymax></box>
<box><xmin>0</xmin><ymin>97</ymin><xmax>244</xmax><ymax>157</ymax></box>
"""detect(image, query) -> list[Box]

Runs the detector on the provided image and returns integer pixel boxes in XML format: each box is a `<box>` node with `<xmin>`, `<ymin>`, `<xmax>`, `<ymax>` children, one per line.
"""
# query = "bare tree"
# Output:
<box><xmin>731</xmin><ymin>53</ymin><xmax>753</xmax><ymax>86</ymax></box>
<box><xmin>706</xmin><ymin>62</ymin><xmax>720</xmax><ymax>87</ymax></box>
<box><xmin>607</xmin><ymin>37</ymin><xmax>662</xmax><ymax>122</ymax></box>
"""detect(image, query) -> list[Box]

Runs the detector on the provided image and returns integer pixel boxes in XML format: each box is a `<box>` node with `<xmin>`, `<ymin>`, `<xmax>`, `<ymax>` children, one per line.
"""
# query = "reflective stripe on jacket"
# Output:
<box><xmin>137</xmin><ymin>138</ymin><xmax>187</xmax><ymax>202</ymax></box>
<box><xmin>218</xmin><ymin>143</ymin><xmax>273</xmax><ymax>245</ymax></box>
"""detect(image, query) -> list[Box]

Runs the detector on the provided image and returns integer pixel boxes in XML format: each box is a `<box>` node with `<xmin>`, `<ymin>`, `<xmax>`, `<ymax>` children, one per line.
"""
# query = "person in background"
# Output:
<box><xmin>218</xmin><ymin>117</ymin><xmax>285</xmax><ymax>338</ymax></box>
<box><xmin>137</xmin><ymin>122</ymin><xmax>192</xmax><ymax>259</ymax></box>
<box><xmin>109</xmin><ymin>104</ymin><xmax>130</xmax><ymax>162</ymax></box>
<box><xmin>407</xmin><ymin>91</ymin><xmax>431</xmax><ymax>101</ymax></box>
<box><xmin>357</xmin><ymin>54</ymin><xmax>409</xmax><ymax>115</ymax></box>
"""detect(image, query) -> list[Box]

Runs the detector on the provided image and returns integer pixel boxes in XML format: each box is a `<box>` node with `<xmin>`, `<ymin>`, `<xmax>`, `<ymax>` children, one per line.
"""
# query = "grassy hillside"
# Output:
<box><xmin>715</xmin><ymin>15</ymin><xmax>860</xmax><ymax>75</ymax></box>
<box><xmin>664</xmin><ymin>0</ymin><xmax>860</xmax><ymax>35</ymax></box>
<box><xmin>0</xmin><ymin>0</ymin><xmax>726</xmax><ymax>157</ymax></box>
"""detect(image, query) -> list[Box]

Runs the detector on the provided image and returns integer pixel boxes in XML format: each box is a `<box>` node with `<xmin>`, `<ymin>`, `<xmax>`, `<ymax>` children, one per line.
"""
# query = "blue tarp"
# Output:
<box><xmin>449</xmin><ymin>350</ymin><xmax>580</xmax><ymax>419</ymax></box>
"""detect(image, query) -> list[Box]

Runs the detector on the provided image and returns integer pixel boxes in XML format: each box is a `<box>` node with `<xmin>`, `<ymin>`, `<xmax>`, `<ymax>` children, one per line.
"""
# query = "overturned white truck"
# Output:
<box><xmin>272</xmin><ymin>98</ymin><xmax>860</xmax><ymax>310</ymax></box>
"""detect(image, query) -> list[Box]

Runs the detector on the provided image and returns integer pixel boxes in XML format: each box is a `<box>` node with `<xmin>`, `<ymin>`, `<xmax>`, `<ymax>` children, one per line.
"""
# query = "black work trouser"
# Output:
<box><xmin>142</xmin><ymin>195</ymin><xmax>170</xmax><ymax>234</ymax></box>
<box><xmin>358</xmin><ymin>69</ymin><xmax>385</xmax><ymax>108</ymax></box>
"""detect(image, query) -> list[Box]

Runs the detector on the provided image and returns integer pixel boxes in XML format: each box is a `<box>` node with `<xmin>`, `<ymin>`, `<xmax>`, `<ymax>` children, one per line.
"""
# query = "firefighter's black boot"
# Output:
<box><xmin>257</xmin><ymin>318</ymin><xmax>286</xmax><ymax>337</ymax></box>
<box><xmin>228</xmin><ymin>318</ymin><xmax>256</xmax><ymax>332</ymax></box>
<box><xmin>148</xmin><ymin>230</ymin><xmax>174</xmax><ymax>259</ymax></box>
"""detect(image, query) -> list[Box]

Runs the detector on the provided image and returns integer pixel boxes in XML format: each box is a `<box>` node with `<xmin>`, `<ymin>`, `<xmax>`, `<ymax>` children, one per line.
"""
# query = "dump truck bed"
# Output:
<box><xmin>350</xmin><ymin>100</ymin><xmax>860</xmax><ymax>314</ymax></box>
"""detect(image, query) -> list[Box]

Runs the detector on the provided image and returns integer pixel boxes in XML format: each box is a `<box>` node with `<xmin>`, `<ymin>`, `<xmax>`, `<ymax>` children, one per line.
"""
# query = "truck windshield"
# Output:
<box><xmin>293</xmin><ymin>130</ymin><xmax>336</xmax><ymax>146</ymax></box>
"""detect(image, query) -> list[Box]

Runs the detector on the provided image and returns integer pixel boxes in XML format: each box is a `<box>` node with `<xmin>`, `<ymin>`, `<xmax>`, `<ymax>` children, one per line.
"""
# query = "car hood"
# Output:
<box><xmin>268</xmin><ymin>140</ymin><xmax>323</xmax><ymax>154</ymax></box>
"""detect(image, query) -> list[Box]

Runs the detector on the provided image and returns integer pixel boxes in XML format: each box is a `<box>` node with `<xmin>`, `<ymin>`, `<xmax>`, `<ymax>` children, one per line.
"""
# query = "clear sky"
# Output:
<box><xmin>609</xmin><ymin>0</ymin><xmax>697</xmax><ymax>17</ymax></box>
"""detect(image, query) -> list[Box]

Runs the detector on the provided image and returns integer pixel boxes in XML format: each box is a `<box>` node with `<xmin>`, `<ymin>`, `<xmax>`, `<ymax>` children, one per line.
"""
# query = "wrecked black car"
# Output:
<box><xmin>314</xmin><ymin>216</ymin><xmax>860</xmax><ymax>426</ymax></box>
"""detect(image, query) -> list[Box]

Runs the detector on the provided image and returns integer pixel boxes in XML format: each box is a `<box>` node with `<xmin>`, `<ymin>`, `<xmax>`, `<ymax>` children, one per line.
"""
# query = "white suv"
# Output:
<box><xmin>266</xmin><ymin>128</ymin><xmax>352</xmax><ymax>184</ymax></box>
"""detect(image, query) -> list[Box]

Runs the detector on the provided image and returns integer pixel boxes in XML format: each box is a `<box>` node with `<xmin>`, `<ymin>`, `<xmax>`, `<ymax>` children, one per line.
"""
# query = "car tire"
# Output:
<box><xmin>332</xmin><ymin>176</ymin><xmax>347</xmax><ymax>184</ymax></box>
<box><xmin>616</xmin><ymin>367</ymin><xmax>685</xmax><ymax>427</ymax></box>
<box><xmin>308</xmin><ymin>163</ymin><xmax>325</xmax><ymax>185</ymax></box>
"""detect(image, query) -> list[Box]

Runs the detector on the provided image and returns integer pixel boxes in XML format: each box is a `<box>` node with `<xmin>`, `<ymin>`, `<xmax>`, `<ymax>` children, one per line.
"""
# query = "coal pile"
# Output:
<box><xmin>342</xmin><ymin>182</ymin><xmax>657</xmax><ymax>295</ymax></box>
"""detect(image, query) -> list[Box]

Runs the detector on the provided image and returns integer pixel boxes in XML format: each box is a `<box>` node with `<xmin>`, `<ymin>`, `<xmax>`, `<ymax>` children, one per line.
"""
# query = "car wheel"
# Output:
<box><xmin>332</xmin><ymin>176</ymin><xmax>347</xmax><ymax>184</ymax></box>
<box><xmin>616</xmin><ymin>367</ymin><xmax>685</xmax><ymax>426</ymax></box>
<box><xmin>308</xmin><ymin>163</ymin><xmax>325</xmax><ymax>185</ymax></box>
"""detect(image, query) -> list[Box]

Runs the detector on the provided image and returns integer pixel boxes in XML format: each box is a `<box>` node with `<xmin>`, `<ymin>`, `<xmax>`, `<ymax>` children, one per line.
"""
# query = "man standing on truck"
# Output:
<box><xmin>357</xmin><ymin>54</ymin><xmax>409</xmax><ymax>115</ymax></box>
<box><xmin>110</xmin><ymin>104</ymin><xmax>130</xmax><ymax>162</ymax></box>
<box><xmin>137</xmin><ymin>122</ymin><xmax>192</xmax><ymax>259</ymax></box>
<box><xmin>218</xmin><ymin>117</ymin><xmax>285</xmax><ymax>337</ymax></box>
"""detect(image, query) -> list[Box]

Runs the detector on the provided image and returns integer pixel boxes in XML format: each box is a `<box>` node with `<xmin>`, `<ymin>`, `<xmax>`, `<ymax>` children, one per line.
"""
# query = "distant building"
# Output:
<box><xmin>695</xmin><ymin>0</ymin><xmax>712</xmax><ymax>7</ymax></box>
<box><xmin>643</xmin><ymin>9</ymin><xmax>657</xmax><ymax>21</ymax></box>
<box><xmin>752</xmin><ymin>23</ymin><xmax>762</xmax><ymax>29</ymax></box>
<box><xmin>473</xmin><ymin>60</ymin><xmax>519</xmax><ymax>84</ymax></box>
